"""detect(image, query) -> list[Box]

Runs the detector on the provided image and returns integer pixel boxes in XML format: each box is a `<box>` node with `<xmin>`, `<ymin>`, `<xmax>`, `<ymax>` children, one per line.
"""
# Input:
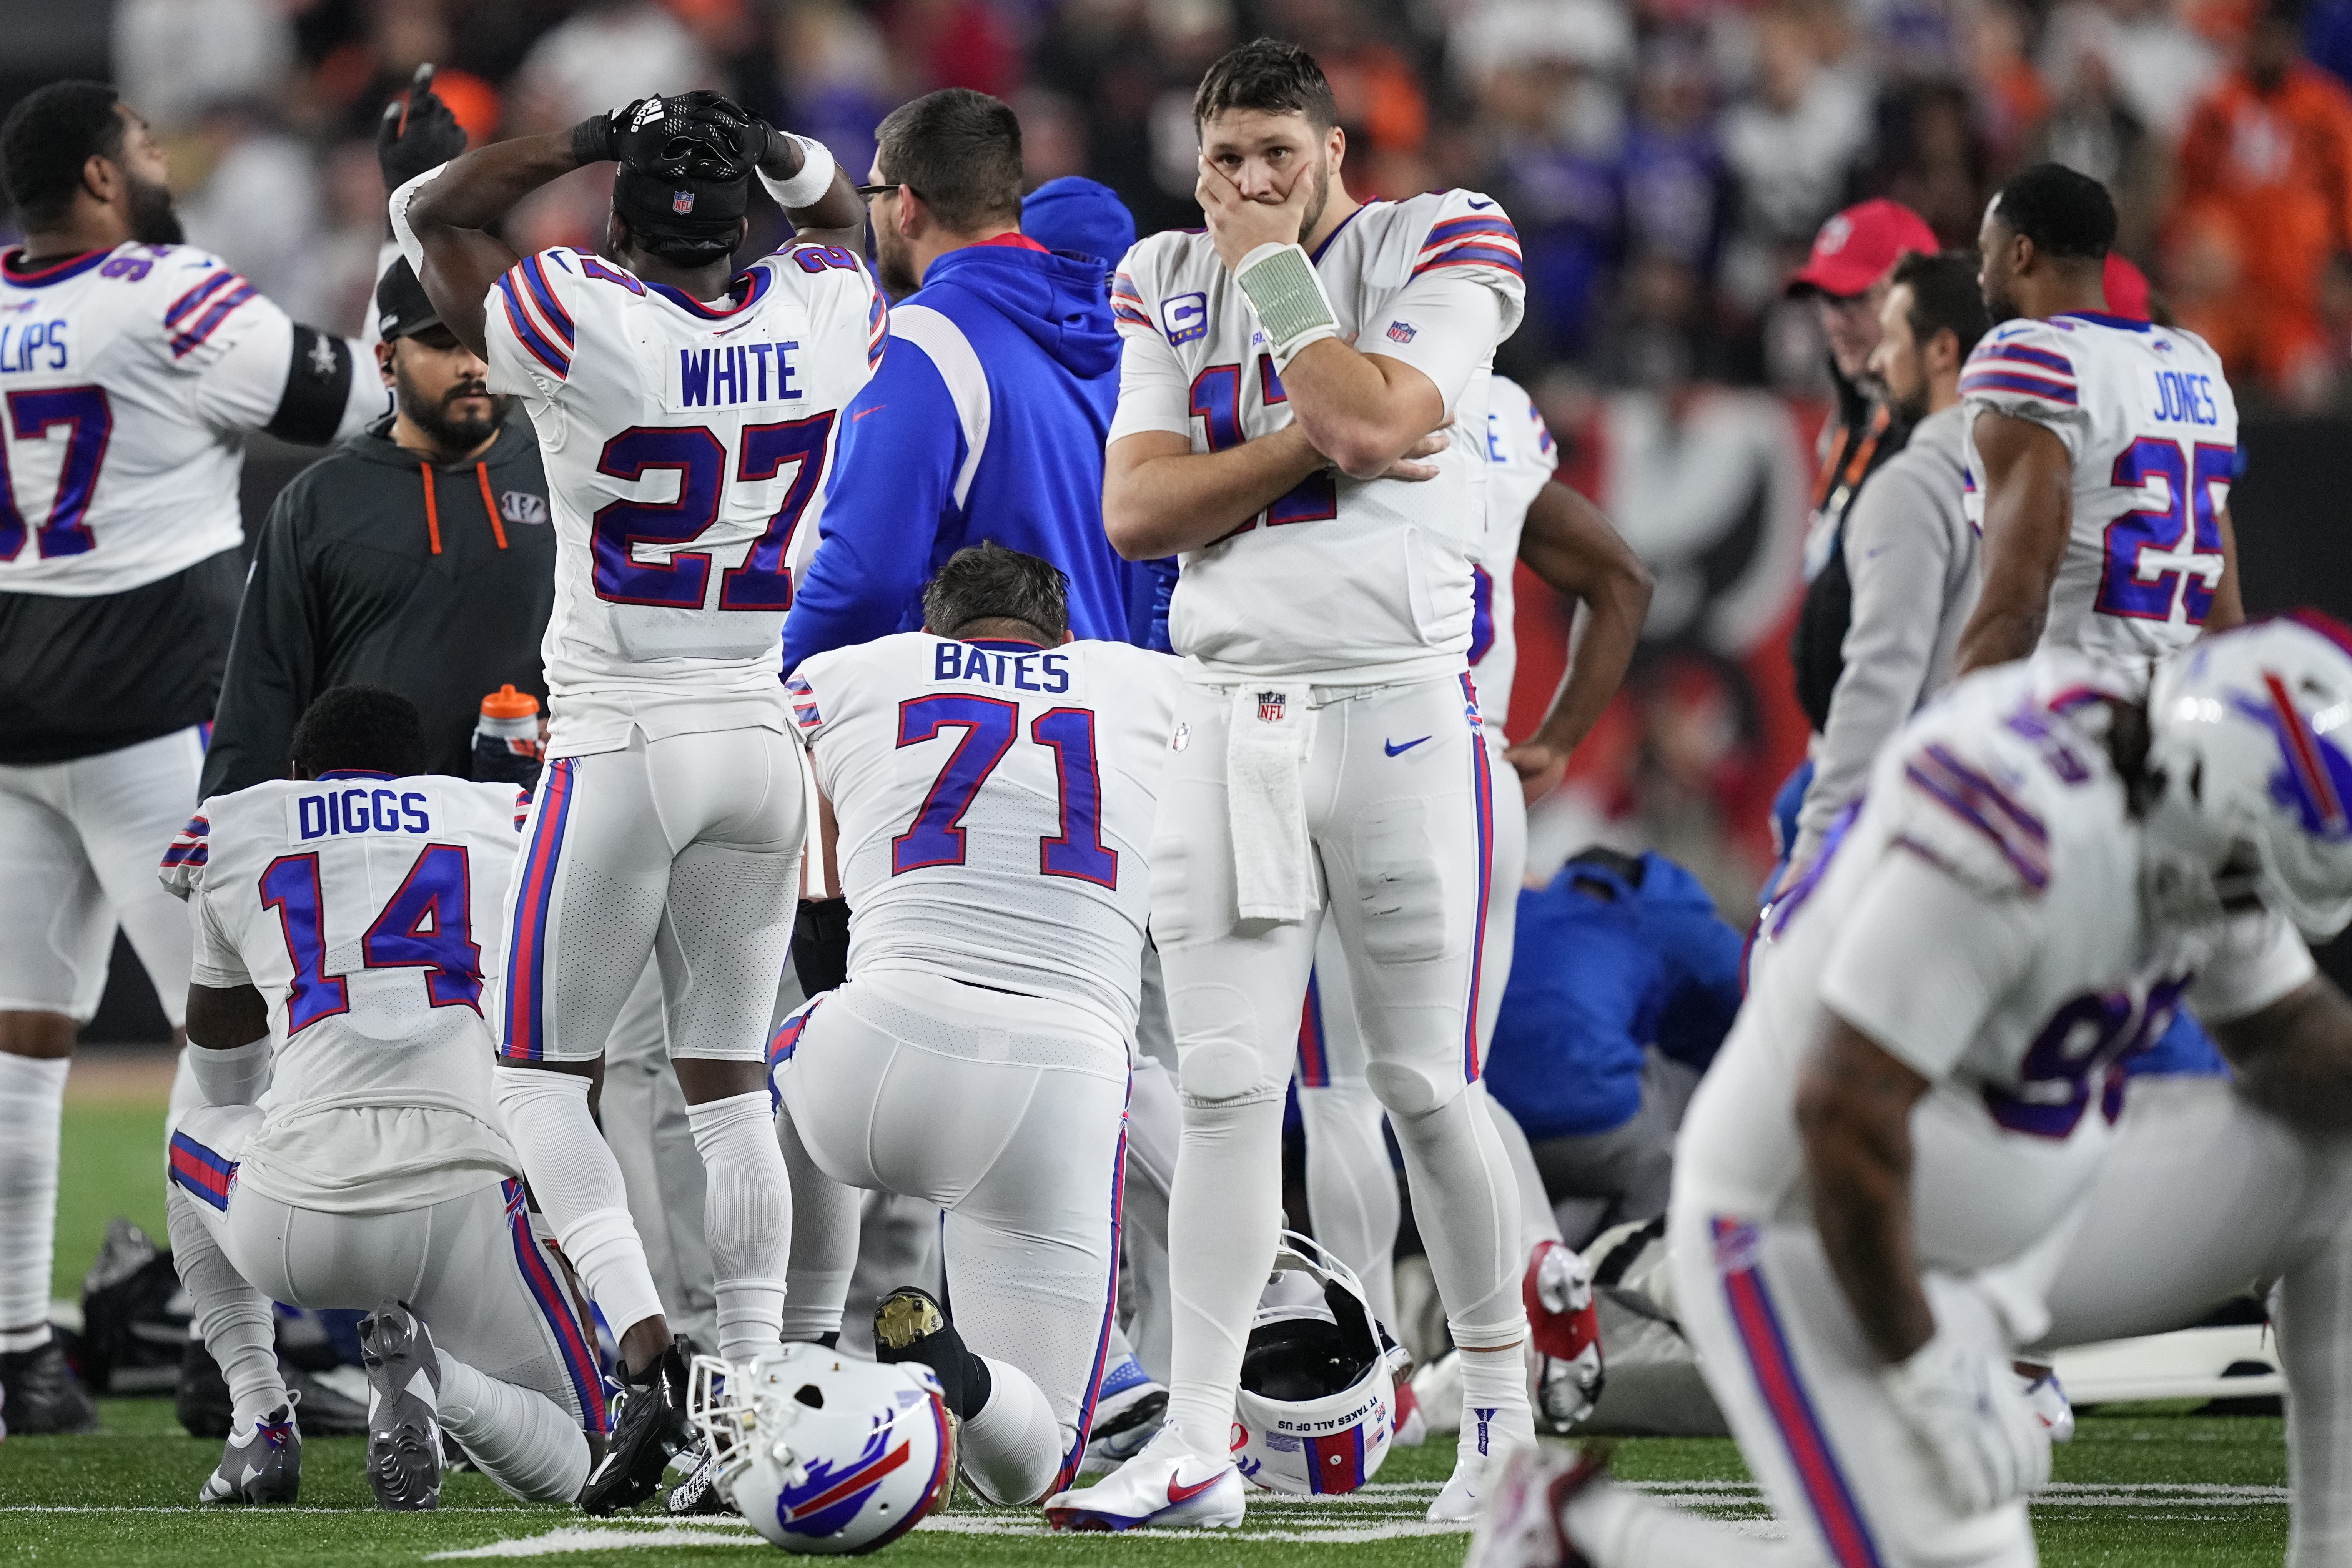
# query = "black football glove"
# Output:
<box><xmin>376</xmin><ymin>63</ymin><xmax>469</xmax><ymax>191</ymax></box>
<box><xmin>597</xmin><ymin>90</ymin><xmax>759</xmax><ymax>181</ymax></box>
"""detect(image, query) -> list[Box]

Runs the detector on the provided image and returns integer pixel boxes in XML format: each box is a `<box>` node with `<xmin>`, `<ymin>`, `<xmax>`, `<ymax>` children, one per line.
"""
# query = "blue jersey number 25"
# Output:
<box><xmin>2096</xmin><ymin>436</ymin><xmax>2232</xmax><ymax>625</ymax></box>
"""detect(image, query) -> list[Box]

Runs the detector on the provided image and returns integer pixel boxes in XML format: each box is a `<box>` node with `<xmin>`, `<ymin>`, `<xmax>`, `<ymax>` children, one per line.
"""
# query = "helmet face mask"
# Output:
<box><xmin>2144</xmin><ymin>615</ymin><xmax>2352</xmax><ymax>941</ymax></box>
<box><xmin>686</xmin><ymin>1344</ymin><xmax>956</xmax><ymax>1554</ymax></box>
<box><xmin>1232</xmin><ymin>1233</ymin><xmax>1404</xmax><ymax>1495</ymax></box>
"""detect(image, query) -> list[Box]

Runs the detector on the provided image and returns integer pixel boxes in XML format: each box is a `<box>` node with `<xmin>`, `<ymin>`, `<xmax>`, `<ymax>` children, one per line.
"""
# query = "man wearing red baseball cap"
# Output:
<box><xmin>1766</xmin><ymin>198</ymin><xmax>1938</xmax><ymax>908</ymax></box>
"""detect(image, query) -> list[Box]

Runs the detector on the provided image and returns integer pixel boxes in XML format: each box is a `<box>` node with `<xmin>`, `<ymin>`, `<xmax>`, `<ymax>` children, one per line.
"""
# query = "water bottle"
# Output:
<box><xmin>472</xmin><ymin>684</ymin><xmax>543</xmax><ymax>787</ymax></box>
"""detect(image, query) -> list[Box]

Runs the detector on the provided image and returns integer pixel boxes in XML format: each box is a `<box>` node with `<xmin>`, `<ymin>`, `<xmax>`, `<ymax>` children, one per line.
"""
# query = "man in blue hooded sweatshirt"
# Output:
<box><xmin>782</xmin><ymin>92</ymin><xmax>1133</xmax><ymax>668</ymax></box>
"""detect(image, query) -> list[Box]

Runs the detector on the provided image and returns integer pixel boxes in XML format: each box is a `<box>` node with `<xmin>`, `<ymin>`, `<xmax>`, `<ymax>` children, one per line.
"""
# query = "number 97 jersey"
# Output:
<box><xmin>483</xmin><ymin>242</ymin><xmax>885</xmax><ymax>759</ymax></box>
<box><xmin>789</xmin><ymin>634</ymin><xmax>1183</xmax><ymax>1042</ymax></box>
<box><xmin>1959</xmin><ymin>311</ymin><xmax>2238</xmax><ymax>668</ymax></box>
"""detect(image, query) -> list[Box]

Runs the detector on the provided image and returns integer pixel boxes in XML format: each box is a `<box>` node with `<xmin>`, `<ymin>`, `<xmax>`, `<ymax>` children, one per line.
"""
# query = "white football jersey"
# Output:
<box><xmin>1109</xmin><ymin>191</ymin><xmax>1527</xmax><ymax>686</ymax></box>
<box><xmin>790</xmin><ymin>634</ymin><xmax>1183</xmax><ymax>1041</ymax></box>
<box><xmin>0</xmin><ymin>243</ymin><xmax>322</xmax><ymax>595</ymax></box>
<box><xmin>160</xmin><ymin>772</ymin><xmax>530</xmax><ymax>1212</ymax></box>
<box><xmin>1469</xmin><ymin>373</ymin><xmax>1559</xmax><ymax>737</ymax></box>
<box><xmin>1959</xmin><ymin>311</ymin><xmax>2239</xmax><ymax>668</ymax></box>
<box><xmin>1680</xmin><ymin>654</ymin><xmax>2312</xmax><ymax>1270</ymax></box>
<box><xmin>483</xmin><ymin>242</ymin><xmax>886</xmax><ymax>758</ymax></box>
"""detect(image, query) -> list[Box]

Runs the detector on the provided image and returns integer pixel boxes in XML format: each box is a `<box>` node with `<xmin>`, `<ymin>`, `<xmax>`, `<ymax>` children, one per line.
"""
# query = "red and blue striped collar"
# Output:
<box><xmin>648</xmin><ymin>263</ymin><xmax>773</xmax><ymax>320</ymax></box>
<box><xmin>1311</xmin><ymin>203</ymin><xmax>1379</xmax><ymax>263</ymax></box>
<box><xmin>2</xmin><ymin>248</ymin><xmax>111</xmax><ymax>287</ymax></box>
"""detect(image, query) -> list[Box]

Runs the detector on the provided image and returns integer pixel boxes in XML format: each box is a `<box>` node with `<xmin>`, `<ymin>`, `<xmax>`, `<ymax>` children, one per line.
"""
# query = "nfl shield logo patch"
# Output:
<box><xmin>1385</xmin><ymin>320</ymin><xmax>1417</xmax><ymax>344</ymax></box>
<box><xmin>1257</xmin><ymin>691</ymin><xmax>1286</xmax><ymax>722</ymax></box>
<box><xmin>672</xmin><ymin>189</ymin><xmax>696</xmax><ymax>214</ymax></box>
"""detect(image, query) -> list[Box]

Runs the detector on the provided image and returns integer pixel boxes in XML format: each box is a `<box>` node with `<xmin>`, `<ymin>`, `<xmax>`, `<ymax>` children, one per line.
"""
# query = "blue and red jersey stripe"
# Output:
<box><xmin>168</xmin><ymin>1131</ymin><xmax>237</xmax><ymax>1211</ymax></box>
<box><xmin>1050</xmin><ymin>1080</ymin><xmax>1130</xmax><ymax>1497</ymax></box>
<box><xmin>1296</xmin><ymin>969</ymin><xmax>1329</xmax><ymax>1089</ymax></box>
<box><xmin>496</xmin><ymin>270</ymin><xmax>571</xmax><ymax>379</ymax></box>
<box><xmin>1959</xmin><ymin>370</ymin><xmax>2078</xmax><ymax>406</ymax></box>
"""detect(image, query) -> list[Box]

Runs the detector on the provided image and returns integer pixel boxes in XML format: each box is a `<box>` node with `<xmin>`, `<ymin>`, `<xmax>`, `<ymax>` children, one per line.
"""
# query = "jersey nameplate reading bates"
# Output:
<box><xmin>933</xmin><ymin>642</ymin><xmax>1073</xmax><ymax>693</ymax></box>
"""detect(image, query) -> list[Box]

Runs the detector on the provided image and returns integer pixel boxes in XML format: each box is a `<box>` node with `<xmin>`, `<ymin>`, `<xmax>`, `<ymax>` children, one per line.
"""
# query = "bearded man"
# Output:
<box><xmin>200</xmin><ymin>257</ymin><xmax>557</xmax><ymax>793</ymax></box>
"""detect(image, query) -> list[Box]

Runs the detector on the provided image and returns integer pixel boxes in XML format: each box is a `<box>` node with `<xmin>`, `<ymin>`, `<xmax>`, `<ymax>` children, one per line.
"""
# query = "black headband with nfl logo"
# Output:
<box><xmin>612</xmin><ymin>163</ymin><xmax>751</xmax><ymax>246</ymax></box>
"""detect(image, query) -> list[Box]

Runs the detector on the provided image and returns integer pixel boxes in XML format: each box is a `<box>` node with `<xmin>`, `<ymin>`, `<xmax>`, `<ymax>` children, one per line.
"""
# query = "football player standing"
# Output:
<box><xmin>1954</xmin><ymin>162</ymin><xmax>2242</xmax><ymax>678</ymax></box>
<box><xmin>391</xmin><ymin>80</ymin><xmax>872</xmax><ymax>1511</ymax></box>
<box><xmin>0</xmin><ymin>81</ymin><xmax>388</xmax><ymax>1432</ymax></box>
<box><xmin>1047</xmin><ymin>39</ymin><xmax>1533</xmax><ymax>1529</ymax></box>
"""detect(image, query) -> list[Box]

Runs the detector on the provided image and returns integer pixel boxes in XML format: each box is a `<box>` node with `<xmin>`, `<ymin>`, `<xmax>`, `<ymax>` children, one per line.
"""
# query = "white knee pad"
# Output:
<box><xmin>1171</xmin><ymin>983</ymin><xmax>1283</xmax><ymax>1105</ymax></box>
<box><xmin>1367</xmin><ymin>1058</ymin><xmax>1464</xmax><ymax>1119</ymax></box>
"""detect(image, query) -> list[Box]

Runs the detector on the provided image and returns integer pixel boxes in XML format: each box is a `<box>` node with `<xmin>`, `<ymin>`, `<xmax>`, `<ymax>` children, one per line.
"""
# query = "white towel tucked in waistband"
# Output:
<box><xmin>1227</xmin><ymin>684</ymin><xmax>1317</xmax><ymax>923</ymax></box>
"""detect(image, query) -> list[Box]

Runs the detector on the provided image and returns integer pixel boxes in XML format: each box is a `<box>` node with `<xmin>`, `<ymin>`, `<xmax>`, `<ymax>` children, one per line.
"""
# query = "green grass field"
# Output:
<box><xmin>10</xmin><ymin>1081</ymin><xmax>2294</xmax><ymax>1566</ymax></box>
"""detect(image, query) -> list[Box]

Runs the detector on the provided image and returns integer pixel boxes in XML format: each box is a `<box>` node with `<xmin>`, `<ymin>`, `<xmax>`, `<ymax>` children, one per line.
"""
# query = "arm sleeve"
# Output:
<box><xmin>1958</xmin><ymin>326</ymin><xmax>2088</xmax><ymax>464</ymax></box>
<box><xmin>1793</xmin><ymin>457</ymin><xmax>1956</xmax><ymax>865</ymax></box>
<box><xmin>781</xmin><ymin>343</ymin><xmax>958</xmax><ymax>672</ymax></box>
<box><xmin>199</xmin><ymin>492</ymin><xmax>321</xmax><ymax>799</ymax></box>
<box><xmin>2189</xmin><ymin>914</ymin><xmax>2318</xmax><ymax>1024</ymax></box>
<box><xmin>1359</xmin><ymin>270</ymin><xmax>1508</xmax><ymax>415</ymax></box>
<box><xmin>1817</xmin><ymin>845</ymin><xmax>2041</xmax><ymax>1081</ymax></box>
<box><xmin>1107</xmin><ymin>307</ymin><xmax>1194</xmax><ymax>444</ymax></box>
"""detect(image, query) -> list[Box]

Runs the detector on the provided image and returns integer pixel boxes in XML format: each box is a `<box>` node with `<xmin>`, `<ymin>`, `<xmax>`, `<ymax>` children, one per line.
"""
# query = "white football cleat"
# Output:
<box><xmin>1430</xmin><ymin>1403</ymin><xmax>1534</xmax><ymax>1522</ymax></box>
<box><xmin>2019</xmin><ymin>1365</ymin><xmax>2076</xmax><ymax>1443</ymax></box>
<box><xmin>1462</xmin><ymin>1443</ymin><xmax>1610</xmax><ymax>1568</ymax></box>
<box><xmin>1044</xmin><ymin>1425</ymin><xmax>1245</xmax><ymax>1531</ymax></box>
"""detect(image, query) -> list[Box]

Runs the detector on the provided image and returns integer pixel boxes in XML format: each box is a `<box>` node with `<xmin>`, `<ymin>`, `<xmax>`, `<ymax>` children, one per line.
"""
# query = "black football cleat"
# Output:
<box><xmin>358</xmin><ymin>1301</ymin><xmax>443</xmax><ymax>1511</ymax></box>
<box><xmin>0</xmin><ymin>1338</ymin><xmax>99</xmax><ymax>1434</ymax></box>
<box><xmin>578</xmin><ymin>1338</ymin><xmax>695</xmax><ymax>1516</ymax></box>
<box><xmin>198</xmin><ymin>1404</ymin><xmax>301</xmax><ymax>1505</ymax></box>
<box><xmin>872</xmin><ymin>1286</ymin><xmax>989</xmax><ymax>1420</ymax></box>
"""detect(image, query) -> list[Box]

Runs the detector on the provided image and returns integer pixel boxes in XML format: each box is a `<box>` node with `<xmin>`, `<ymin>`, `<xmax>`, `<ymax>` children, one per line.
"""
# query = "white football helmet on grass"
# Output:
<box><xmin>1233</xmin><ymin>1232</ymin><xmax>1402</xmax><ymax>1495</ymax></box>
<box><xmin>688</xmin><ymin>1343</ymin><xmax>955</xmax><ymax>1554</ymax></box>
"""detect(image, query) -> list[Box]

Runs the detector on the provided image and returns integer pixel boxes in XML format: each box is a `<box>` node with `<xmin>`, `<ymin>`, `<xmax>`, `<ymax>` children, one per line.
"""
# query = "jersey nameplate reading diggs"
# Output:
<box><xmin>284</xmin><ymin>783</ymin><xmax>441</xmax><ymax>841</ymax></box>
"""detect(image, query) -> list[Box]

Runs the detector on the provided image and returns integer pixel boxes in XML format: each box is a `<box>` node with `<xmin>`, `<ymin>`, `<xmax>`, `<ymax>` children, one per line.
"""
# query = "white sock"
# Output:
<box><xmin>1162</xmin><ymin>1091</ymin><xmax>1286</xmax><ymax>1459</ymax></box>
<box><xmin>1566</xmin><ymin>1477</ymin><xmax>1803</xmax><ymax>1566</ymax></box>
<box><xmin>437</xmin><ymin>1349</ymin><xmax>591</xmax><ymax>1502</ymax></box>
<box><xmin>1297</xmin><ymin>1080</ymin><xmax>1401</xmax><ymax>1330</ymax></box>
<box><xmin>165</xmin><ymin>1188</ymin><xmax>286</xmax><ymax>1427</ymax></box>
<box><xmin>960</xmin><ymin>1354</ymin><xmax>1065</xmax><ymax>1505</ymax></box>
<box><xmin>0</xmin><ymin>1053</ymin><xmax>68</xmax><ymax>1349</ymax></box>
<box><xmin>493</xmin><ymin>1066</ymin><xmax>666</xmax><ymax>1346</ymax></box>
<box><xmin>1481</xmin><ymin>1092</ymin><xmax>1564</xmax><ymax>1253</ymax></box>
<box><xmin>687</xmin><ymin>1089</ymin><xmax>792</xmax><ymax>1361</ymax></box>
<box><xmin>1389</xmin><ymin>1091</ymin><xmax>1533</xmax><ymax>1456</ymax></box>
<box><xmin>778</xmin><ymin>1109</ymin><xmax>856</xmax><ymax>1344</ymax></box>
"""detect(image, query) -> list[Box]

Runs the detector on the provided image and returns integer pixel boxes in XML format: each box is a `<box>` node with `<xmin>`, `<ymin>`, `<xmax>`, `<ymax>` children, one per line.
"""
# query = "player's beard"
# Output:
<box><xmin>1982</xmin><ymin>277</ymin><xmax>2022</xmax><ymax>325</ymax></box>
<box><xmin>123</xmin><ymin>171</ymin><xmax>183</xmax><ymax>246</ymax></box>
<box><xmin>1296</xmin><ymin>155</ymin><xmax>1333</xmax><ymax>245</ymax></box>
<box><xmin>399</xmin><ymin>369</ymin><xmax>511</xmax><ymax>456</ymax></box>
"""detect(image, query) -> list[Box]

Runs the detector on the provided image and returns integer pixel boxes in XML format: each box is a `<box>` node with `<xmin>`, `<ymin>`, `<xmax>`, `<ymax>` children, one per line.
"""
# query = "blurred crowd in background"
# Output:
<box><xmin>16</xmin><ymin>0</ymin><xmax>2352</xmax><ymax>914</ymax></box>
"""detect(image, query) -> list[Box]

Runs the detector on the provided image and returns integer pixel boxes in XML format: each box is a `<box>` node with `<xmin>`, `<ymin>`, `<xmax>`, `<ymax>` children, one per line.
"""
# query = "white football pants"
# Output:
<box><xmin>1151</xmin><ymin>674</ymin><xmax>1526</xmax><ymax>1456</ymax></box>
<box><xmin>166</xmin><ymin>1105</ymin><xmax>597</xmax><ymax>1500</ymax></box>
<box><xmin>1574</xmin><ymin>1075</ymin><xmax>2352</xmax><ymax>1568</ymax></box>
<box><xmin>773</xmin><ymin>970</ymin><xmax>1129</xmax><ymax>1503</ymax></box>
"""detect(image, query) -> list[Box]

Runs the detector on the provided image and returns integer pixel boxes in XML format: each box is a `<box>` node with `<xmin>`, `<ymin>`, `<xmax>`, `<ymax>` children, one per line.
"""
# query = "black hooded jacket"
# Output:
<box><xmin>201</xmin><ymin>411</ymin><xmax>556</xmax><ymax>796</ymax></box>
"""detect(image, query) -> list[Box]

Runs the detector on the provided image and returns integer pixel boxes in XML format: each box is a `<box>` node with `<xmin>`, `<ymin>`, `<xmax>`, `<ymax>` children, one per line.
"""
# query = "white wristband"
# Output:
<box><xmin>760</xmin><ymin>134</ymin><xmax>838</xmax><ymax>211</ymax></box>
<box><xmin>188</xmin><ymin>1038</ymin><xmax>272</xmax><ymax>1108</ymax></box>
<box><xmin>387</xmin><ymin>165</ymin><xmax>447</xmax><ymax>277</ymax></box>
<box><xmin>1233</xmin><ymin>241</ymin><xmax>1340</xmax><ymax>372</ymax></box>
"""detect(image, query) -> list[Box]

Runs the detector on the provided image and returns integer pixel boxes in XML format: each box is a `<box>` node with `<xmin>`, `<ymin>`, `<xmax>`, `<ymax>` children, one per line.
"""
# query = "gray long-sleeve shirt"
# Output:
<box><xmin>1791</xmin><ymin>401</ymin><xmax>1980</xmax><ymax>868</ymax></box>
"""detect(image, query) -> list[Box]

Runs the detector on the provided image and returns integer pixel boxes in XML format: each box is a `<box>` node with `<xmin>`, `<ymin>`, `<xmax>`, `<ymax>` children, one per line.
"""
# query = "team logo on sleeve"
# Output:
<box><xmin>1163</xmin><ymin>291</ymin><xmax>1208</xmax><ymax>346</ymax></box>
<box><xmin>1386</xmin><ymin>320</ymin><xmax>1417</xmax><ymax>344</ymax></box>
